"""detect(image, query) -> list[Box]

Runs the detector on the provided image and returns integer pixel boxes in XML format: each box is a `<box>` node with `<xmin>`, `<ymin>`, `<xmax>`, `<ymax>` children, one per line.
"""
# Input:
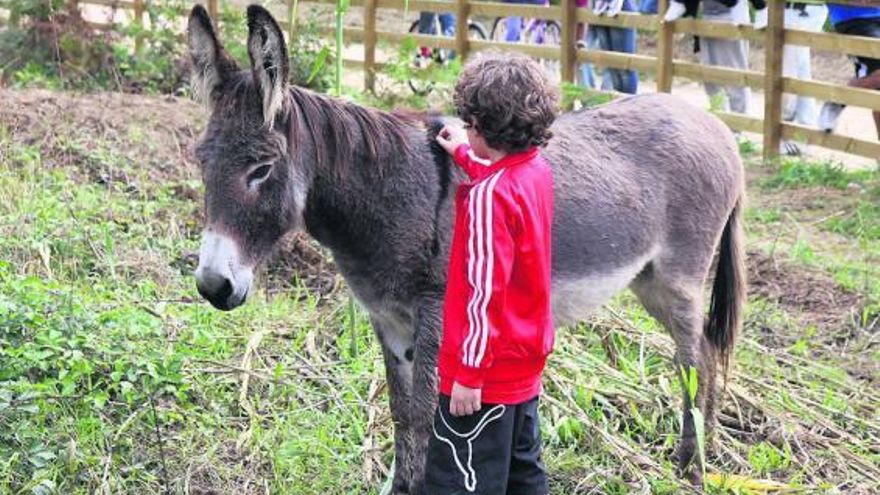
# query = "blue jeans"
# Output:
<box><xmin>503</xmin><ymin>0</ymin><xmax>547</xmax><ymax>42</ymax></box>
<box><xmin>581</xmin><ymin>0</ymin><xmax>639</xmax><ymax>94</ymax></box>
<box><xmin>638</xmin><ymin>0</ymin><xmax>658</xmax><ymax>15</ymax></box>
<box><xmin>418</xmin><ymin>12</ymin><xmax>455</xmax><ymax>37</ymax></box>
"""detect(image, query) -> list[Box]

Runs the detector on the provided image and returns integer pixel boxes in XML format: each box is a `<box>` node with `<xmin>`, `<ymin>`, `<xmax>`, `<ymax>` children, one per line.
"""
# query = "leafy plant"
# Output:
<box><xmin>560</xmin><ymin>81</ymin><xmax>615</xmax><ymax>110</ymax></box>
<box><xmin>679</xmin><ymin>365</ymin><xmax>706</xmax><ymax>485</ymax></box>
<box><xmin>762</xmin><ymin>158</ymin><xmax>876</xmax><ymax>190</ymax></box>
<box><xmin>288</xmin><ymin>15</ymin><xmax>333</xmax><ymax>92</ymax></box>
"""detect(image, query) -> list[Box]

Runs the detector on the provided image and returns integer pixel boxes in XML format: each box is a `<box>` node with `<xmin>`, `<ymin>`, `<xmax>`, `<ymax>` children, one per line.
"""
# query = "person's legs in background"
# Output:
<box><xmin>418</xmin><ymin>12</ymin><xmax>439</xmax><ymax>34</ymax></box>
<box><xmin>701</xmin><ymin>2</ymin><xmax>751</xmax><ymax>114</ymax></box>
<box><xmin>502</xmin><ymin>0</ymin><xmax>546</xmax><ymax>42</ymax></box>
<box><xmin>780</xmin><ymin>3</ymin><xmax>828</xmax><ymax>155</ymax></box>
<box><xmin>700</xmin><ymin>36</ymin><xmax>750</xmax><ymax>114</ymax></box>
<box><xmin>439</xmin><ymin>13</ymin><xmax>455</xmax><ymax>37</ymax></box>
<box><xmin>591</xmin><ymin>0</ymin><xmax>638</xmax><ymax>94</ymax></box>
<box><xmin>819</xmin><ymin>18</ymin><xmax>880</xmax><ymax>139</ymax></box>
<box><xmin>848</xmin><ymin>67</ymin><xmax>880</xmax><ymax>140</ymax></box>
<box><xmin>782</xmin><ymin>5</ymin><xmax>827</xmax><ymax>126</ymax></box>
<box><xmin>580</xmin><ymin>24</ymin><xmax>601</xmax><ymax>88</ymax></box>
<box><xmin>639</xmin><ymin>0</ymin><xmax>658</xmax><ymax>15</ymax></box>
<box><xmin>418</xmin><ymin>12</ymin><xmax>455</xmax><ymax>36</ymax></box>
<box><xmin>589</xmin><ymin>25</ymin><xmax>615</xmax><ymax>91</ymax></box>
<box><xmin>605</xmin><ymin>18</ymin><xmax>638</xmax><ymax>93</ymax></box>
<box><xmin>575</xmin><ymin>0</ymin><xmax>596</xmax><ymax>88</ymax></box>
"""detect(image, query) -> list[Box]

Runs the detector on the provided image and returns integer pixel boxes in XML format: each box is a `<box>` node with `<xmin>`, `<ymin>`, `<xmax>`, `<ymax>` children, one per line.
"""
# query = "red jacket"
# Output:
<box><xmin>438</xmin><ymin>144</ymin><xmax>555</xmax><ymax>405</ymax></box>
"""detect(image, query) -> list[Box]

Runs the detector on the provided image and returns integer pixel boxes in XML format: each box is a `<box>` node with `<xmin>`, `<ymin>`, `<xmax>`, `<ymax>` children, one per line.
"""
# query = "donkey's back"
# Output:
<box><xmin>545</xmin><ymin>93</ymin><xmax>743</xmax><ymax>326</ymax></box>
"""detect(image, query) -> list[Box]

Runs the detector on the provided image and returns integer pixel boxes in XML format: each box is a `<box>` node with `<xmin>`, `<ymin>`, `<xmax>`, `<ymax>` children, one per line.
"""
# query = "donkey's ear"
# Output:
<box><xmin>187</xmin><ymin>4</ymin><xmax>236</xmax><ymax>109</ymax></box>
<box><xmin>247</xmin><ymin>5</ymin><xmax>289</xmax><ymax>126</ymax></box>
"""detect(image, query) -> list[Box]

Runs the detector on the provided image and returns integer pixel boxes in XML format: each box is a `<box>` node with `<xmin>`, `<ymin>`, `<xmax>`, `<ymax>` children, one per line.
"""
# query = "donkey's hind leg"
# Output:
<box><xmin>630</xmin><ymin>264</ymin><xmax>717</xmax><ymax>485</ymax></box>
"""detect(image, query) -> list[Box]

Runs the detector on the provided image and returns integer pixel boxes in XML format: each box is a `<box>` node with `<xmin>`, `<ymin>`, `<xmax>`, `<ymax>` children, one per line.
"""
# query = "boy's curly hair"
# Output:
<box><xmin>453</xmin><ymin>52</ymin><xmax>559</xmax><ymax>153</ymax></box>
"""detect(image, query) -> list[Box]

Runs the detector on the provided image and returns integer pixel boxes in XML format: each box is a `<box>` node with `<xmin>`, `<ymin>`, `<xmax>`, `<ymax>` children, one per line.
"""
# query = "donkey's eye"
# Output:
<box><xmin>247</xmin><ymin>164</ymin><xmax>273</xmax><ymax>188</ymax></box>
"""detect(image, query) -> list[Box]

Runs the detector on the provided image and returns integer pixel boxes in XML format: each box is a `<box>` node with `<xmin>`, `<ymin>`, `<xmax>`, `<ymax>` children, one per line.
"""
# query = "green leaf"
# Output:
<box><xmin>307</xmin><ymin>46</ymin><xmax>330</xmax><ymax>85</ymax></box>
<box><xmin>688</xmin><ymin>366</ymin><xmax>698</xmax><ymax>404</ymax></box>
<box><xmin>691</xmin><ymin>407</ymin><xmax>707</xmax><ymax>485</ymax></box>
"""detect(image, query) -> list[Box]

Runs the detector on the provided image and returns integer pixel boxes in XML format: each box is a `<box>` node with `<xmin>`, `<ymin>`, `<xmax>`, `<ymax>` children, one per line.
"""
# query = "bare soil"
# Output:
<box><xmin>0</xmin><ymin>88</ymin><xmax>338</xmax><ymax>300</ymax></box>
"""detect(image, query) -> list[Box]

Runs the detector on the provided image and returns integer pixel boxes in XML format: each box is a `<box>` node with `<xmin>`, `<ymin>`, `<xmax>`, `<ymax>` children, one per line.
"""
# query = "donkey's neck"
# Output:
<box><xmin>287</xmin><ymin>87</ymin><xmax>453</xmax><ymax>281</ymax></box>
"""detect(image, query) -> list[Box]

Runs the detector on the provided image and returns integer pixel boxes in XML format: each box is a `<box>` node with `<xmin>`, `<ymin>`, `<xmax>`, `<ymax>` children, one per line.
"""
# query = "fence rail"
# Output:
<box><xmin>41</xmin><ymin>0</ymin><xmax>880</xmax><ymax>161</ymax></box>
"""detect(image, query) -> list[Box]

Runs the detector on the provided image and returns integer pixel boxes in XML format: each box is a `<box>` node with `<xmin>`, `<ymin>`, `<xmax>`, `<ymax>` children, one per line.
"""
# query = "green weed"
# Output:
<box><xmin>761</xmin><ymin>157</ymin><xmax>876</xmax><ymax>190</ymax></box>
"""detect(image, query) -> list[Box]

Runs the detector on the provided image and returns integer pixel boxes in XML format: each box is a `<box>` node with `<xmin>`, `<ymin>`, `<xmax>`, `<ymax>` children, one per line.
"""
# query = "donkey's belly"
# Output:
<box><xmin>551</xmin><ymin>247</ymin><xmax>657</xmax><ymax>326</ymax></box>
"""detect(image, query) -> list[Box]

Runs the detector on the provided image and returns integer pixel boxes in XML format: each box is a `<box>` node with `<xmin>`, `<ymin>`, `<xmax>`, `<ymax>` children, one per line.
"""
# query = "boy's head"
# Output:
<box><xmin>453</xmin><ymin>52</ymin><xmax>559</xmax><ymax>154</ymax></box>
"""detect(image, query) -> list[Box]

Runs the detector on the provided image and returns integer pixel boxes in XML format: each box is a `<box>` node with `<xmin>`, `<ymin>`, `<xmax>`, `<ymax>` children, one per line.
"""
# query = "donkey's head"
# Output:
<box><xmin>188</xmin><ymin>5</ymin><xmax>306</xmax><ymax>310</ymax></box>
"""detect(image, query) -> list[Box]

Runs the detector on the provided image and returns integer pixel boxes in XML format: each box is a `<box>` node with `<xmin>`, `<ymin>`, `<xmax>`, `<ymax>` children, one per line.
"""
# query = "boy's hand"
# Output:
<box><xmin>436</xmin><ymin>124</ymin><xmax>468</xmax><ymax>156</ymax></box>
<box><xmin>449</xmin><ymin>382</ymin><xmax>481</xmax><ymax>416</ymax></box>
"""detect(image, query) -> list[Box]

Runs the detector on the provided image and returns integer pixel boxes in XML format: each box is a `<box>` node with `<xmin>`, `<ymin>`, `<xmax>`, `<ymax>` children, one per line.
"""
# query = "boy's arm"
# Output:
<box><xmin>452</xmin><ymin>144</ymin><xmax>491</xmax><ymax>180</ymax></box>
<box><xmin>435</xmin><ymin>124</ymin><xmax>489</xmax><ymax>179</ymax></box>
<box><xmin>453</xmin><ymin>179</ymin><xmax>518</xmax><ymax>389</ymax></box>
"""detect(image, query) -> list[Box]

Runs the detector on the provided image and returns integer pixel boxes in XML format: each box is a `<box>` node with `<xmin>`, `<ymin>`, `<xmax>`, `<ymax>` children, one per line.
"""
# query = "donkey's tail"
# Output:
<box><xmin>705</xmin><ymin>197</ymin><xmax>746</xmax><ymax>379</ymax></box>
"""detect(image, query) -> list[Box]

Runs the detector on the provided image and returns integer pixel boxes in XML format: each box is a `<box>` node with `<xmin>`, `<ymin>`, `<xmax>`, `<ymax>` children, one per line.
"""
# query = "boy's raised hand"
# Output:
<box><xmin>436</xmin><ymin>124</ymin><xmax>469</xmax><ymax>156</ymax></box>
<box><xmin>450</xmin><ymin>381</ymin><xmax>482</xmax><ymax>416</ymax></box>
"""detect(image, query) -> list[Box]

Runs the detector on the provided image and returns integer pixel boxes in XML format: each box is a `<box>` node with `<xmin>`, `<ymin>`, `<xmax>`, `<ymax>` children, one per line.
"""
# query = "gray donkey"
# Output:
<box><xmin>189</xmin><ymin>4</ymin><xmax>745</xmax><ymax>492</ymax></box>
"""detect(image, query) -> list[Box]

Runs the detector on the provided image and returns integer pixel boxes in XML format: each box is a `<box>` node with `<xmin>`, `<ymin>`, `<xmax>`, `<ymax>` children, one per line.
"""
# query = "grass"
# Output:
<box><xmin>1</xmin><ymin>91</ymin><xmax>879</xmax><ymax>494</ymax></box>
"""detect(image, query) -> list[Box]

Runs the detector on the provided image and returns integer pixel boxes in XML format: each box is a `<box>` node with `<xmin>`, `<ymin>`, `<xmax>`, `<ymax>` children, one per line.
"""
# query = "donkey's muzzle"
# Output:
<box><xmin>194</xmin><ymin>230</ymin><xmax>251</xmax><ymax>311</ymax></box>
<box><xmin>196</xmin><ymin>270</ymin><xmax>245</xmax><ymax>311</ymax></box>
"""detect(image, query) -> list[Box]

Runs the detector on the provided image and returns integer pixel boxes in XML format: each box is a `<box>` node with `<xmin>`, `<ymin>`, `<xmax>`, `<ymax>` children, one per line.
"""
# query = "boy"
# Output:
<box><xmin>424</xmin><ymin>53</ymin><xmax>557</xmax><ymax>495</ymax></box>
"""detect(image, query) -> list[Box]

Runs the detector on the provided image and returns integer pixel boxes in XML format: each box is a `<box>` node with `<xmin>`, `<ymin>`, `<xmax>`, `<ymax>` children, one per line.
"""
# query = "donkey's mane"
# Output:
<box><xmin>287</xmin><ymin>86</ymin><xmax>419</xmax><ymax>176</ymax></box>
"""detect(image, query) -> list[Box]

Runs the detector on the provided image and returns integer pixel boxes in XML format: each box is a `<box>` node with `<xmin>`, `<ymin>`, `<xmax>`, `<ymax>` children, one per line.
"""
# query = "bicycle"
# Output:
<box><xmin>407</xmin><ymin>14</ymin><xmax>488</xmax><ymax>95</ymax></box>
<box><xmin>489</xmin><ymin>1</ymin><xmax>561</xmax><ymax>80</ymax></box>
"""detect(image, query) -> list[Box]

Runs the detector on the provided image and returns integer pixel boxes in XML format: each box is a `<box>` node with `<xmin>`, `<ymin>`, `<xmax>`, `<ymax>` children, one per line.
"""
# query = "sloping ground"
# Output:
<box><xmin>0</xmin><ymin>89</ymin><xmax>338</xmax><ymax>299</ymax></box>
<box><xmin>1</xmin><ymin>88</ymin><xmax>877</xmax><ymax>494</ymax></box>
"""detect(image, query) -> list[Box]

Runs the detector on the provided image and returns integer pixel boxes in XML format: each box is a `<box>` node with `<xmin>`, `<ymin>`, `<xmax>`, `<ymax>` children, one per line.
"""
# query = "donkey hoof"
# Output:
<box><xmin>391</xmin><ymin>481</ymin><xmax>410</xmax><ymax>495</ymax></box>
<box><xmin>686</xmin><ymin>468</ymin><xmax>703</xmax><ymax>487</ymax></box>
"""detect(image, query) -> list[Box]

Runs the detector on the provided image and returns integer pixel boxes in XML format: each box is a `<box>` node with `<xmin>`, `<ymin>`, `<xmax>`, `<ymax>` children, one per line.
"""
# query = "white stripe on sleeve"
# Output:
<box><xmin>472</xmin><ymin>170</ymin><xmax>505</xmax><ymax>367</ymax></box>
<box><xmin>462</xmin><ymin>178</ymin><xmax>488</xmax><ymax>367</ymax></box>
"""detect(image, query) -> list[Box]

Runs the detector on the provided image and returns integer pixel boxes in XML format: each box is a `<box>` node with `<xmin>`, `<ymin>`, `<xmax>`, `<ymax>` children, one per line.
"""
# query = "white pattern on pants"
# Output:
<box><xmin>431</xmin><ymin>405</ymin><xmax>507</xmax><ymax>492</ymax></box>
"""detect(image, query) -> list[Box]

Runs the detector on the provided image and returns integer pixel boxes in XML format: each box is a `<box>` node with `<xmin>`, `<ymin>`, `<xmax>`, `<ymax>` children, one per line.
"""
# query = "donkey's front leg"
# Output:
<box><xmin>407</xmin><ymin>297</ymin><xmax>442</xmax><ymax>495</ymax></box>
<box><xmin>372</xmin><ymin>316</ymin><xmax>416</xmax><ymax>494</ymax></box>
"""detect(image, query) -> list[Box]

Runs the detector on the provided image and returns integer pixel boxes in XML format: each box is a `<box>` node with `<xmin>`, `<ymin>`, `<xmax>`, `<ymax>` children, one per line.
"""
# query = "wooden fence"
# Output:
<box><xmin>47</xmin><ymin>0</ymin><xmax>880</xmax><ymax>161</ymax></box>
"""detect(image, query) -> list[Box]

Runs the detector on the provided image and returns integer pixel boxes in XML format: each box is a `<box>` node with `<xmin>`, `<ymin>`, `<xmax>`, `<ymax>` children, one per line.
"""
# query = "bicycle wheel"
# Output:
<box><xmin>468</xmin><ymin>20</ymin><xmax>488</xmax><ymax>41</ymax></box>
<box><xmin>491</xmin><ymin>16</ymin><xmax>523</xmax><ymax>43</ymax></box>
<box><xmin>524</xmin><ymin>20</ymin><xmax>561</xmax><ymax>81</ymax></box>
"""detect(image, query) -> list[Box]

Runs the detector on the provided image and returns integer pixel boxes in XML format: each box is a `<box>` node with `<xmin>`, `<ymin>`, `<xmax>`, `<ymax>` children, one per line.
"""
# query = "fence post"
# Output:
<box><xmin>762</xmin><ymin>0</ymin><xmax>784</xmax><ymax>162</ymax></box>
<box><xmin>560</xmin><ymin>0</ymin><xmax>577</xmax><ymax>84</ymax></box>
<box><xmin>656</xmin><ymin>0</ymin><xmax>673</xmax><ymax>93</ymax></box>
<box><xmin>207</xmin><ymin>0</ymin><xmax>219</xmax><ymax>20</ymax></box>
<box><xmin>455</xmin><ymin>0</ymin><xmax>470</xmax><ymax>62</ymax></box>
<box><xmin>133</xmin><ymin>0</ymin><xmax>144</xmax><ymax>54</ymax></box>
<box><xmin>287</xmin><ymin>0</ymin><xmax>296</xmax><ymax>42</ymax></box>
<box><xmin>364</xmin><ymin>0</ymin><xmax>377</xmax><ymax>92</ymax></box>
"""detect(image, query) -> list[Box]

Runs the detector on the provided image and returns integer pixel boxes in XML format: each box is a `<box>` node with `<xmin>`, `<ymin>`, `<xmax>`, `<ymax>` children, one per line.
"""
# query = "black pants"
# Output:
<box><xmin>423</xmin><ymin>395</ymin><xmax>548</xmax><ymax>495</ymax></box>
<box><xmin>835</xmin><ymin>17</ymin><xmax>880</xmax><ymax>79</ymax></box>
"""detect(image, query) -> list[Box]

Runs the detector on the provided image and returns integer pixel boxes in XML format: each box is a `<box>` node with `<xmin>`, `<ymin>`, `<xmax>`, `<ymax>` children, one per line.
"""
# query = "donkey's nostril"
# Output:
<box><xmin>216</xmin><ymin>277</ymin><xmax>233</xmax><ymax>301</ymax></box>
<box><xmin>197</xmin><ymin>272</ymin><xmax>235</xmax><ymax>310</ymax></box>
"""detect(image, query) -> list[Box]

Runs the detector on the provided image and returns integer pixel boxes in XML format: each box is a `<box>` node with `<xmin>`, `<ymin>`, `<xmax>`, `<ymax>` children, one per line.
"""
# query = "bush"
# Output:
<box><xmin>1</xmin><ymin>0</ymin><xmax>333</xmax><ymax>95</ymax></box>
<box><xmin>0</xmin><ymin>0</ymin><xmax>189</xmax><ymax>93</ymax></box>
<box><xmin>0</xmin><ymin>1</ymin><xmax>116</xmax><ymax>90</ymax></box>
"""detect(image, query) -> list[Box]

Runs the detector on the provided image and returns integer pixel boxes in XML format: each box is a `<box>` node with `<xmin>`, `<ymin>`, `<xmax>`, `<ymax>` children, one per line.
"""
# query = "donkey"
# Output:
<box><xmin>188</xmin><ymin>4</ymin><xmax>745</xmax><ymax>493</ymax></box>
